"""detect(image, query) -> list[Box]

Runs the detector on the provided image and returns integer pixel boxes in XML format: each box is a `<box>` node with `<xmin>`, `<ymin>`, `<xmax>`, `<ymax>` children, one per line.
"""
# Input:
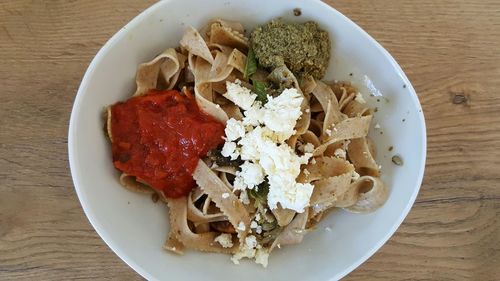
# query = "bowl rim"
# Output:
<box><xmin>68</xmin><ymin>0</ymin><xmax>427</xmax><ymax>280</ymax></box>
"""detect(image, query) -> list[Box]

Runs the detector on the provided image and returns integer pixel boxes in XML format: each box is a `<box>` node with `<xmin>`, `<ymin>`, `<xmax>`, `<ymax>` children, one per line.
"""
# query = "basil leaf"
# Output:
<box><xmin>249</xmin><ymin>180</ymin><xmax>269</xmax><ymax>203</ymax></box>
<box><xmin>252</xmin><ymin>80</ymin><xmax>268</xmax><ymax>104</ymax></box>
<box><xmin>244</xmin><ymin>48</ymin><xmax>257</xmax><ymax>79</ymax></box>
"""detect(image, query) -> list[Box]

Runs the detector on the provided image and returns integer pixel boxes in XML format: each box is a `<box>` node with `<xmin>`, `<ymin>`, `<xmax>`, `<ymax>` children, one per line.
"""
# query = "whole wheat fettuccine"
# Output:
<box><xmin>105</xmin><ymin>18</ymin><xmax>390</xmax><ymax>267</ymax></box>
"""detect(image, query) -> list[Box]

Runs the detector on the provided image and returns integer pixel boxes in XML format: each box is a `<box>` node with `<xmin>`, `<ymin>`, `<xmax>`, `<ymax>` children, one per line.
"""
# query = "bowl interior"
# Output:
<box><xmin>69</xmin><ymin>0</ymin><xmax>426</xmax><ymax>280</ymax></box>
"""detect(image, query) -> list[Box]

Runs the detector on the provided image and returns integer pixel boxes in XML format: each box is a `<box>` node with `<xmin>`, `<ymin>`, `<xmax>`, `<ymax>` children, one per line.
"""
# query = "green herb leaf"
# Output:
<box><xmin>252</xmin><ymin>80</ymin><xmax>268</xmax><ymax>104</ymax></box>
<box><xmin>249</xmin><ymin>180</ymin><xmax>269</xmax><ymax>204</ymax></box>
<box><xmin>207</xmin><ymin>149</ymin><xmax>243</xmax><ymax>168</ymax></box>
<box><xmin>244</xmin><ymin>48</ymin><xmax>257</xmax><ymax>79</ymax></box>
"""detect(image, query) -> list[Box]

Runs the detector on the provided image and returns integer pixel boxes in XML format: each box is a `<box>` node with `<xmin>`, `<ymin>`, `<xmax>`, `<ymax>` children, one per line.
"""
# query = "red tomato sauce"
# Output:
<box><xmin>110</xmin><ymin>89</ymin><xmax>225</xmax><ymax>198</ymax></box>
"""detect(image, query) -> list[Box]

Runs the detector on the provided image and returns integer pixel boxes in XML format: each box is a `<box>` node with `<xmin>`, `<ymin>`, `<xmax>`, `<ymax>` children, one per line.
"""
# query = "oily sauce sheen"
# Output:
<box><xmin>110</xmin><ymin>90</ymin><xmax>225</xmax><ymax>198</ymax></box>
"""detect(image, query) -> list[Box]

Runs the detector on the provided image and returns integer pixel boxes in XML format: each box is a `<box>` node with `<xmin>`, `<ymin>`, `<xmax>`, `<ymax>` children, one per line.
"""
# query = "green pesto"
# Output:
<box><xmin>250</xmin><ymin>20</ymin><xmax>331</xmax><ymax>79</ymax></box>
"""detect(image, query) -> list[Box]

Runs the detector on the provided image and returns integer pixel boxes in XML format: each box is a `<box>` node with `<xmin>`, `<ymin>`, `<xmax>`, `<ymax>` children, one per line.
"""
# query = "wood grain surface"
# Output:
<box><xmin>1</xmin><ymin>0</ymin><xmax>499</xmax><ymax>280</ymax></box>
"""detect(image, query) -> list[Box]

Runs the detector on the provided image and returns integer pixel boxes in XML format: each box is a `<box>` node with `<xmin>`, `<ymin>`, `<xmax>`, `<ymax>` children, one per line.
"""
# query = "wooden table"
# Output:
<box><xmin>1</xmin><ymin>0</ymin><xmax>499</xmax><ymax>280</ymax></box>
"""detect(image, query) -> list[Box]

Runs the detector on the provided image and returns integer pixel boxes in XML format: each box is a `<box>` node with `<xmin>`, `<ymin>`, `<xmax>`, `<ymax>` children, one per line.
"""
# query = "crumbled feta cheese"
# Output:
<box><xmin>374</xmin><ymin>123</ymin><xmax>381</xmax><ymax>129</ymax></box>
<box><xmin>255</xmin><ymin>248</ymin><xmax>270</xmax><ymax>268</ymax></box>
<box><xmin>221</xmin><ymin>141</ymin><xmax>239</xmax><ymax>160</ymax></box>
<box><xmin>237</xmin><ymin>126</ymin><xmax>265</xmax><ymax>161</ymax></box>
<box><xmin>235</xmin><ymin>161</ymin><xmax>265</xmax><ymax>189</ymax></box>
<box><xmin>249</xmin><ymin>221</ymin><xmax>263</xmax><ymax>234</ymax></box>
<box><xmin>355</xmin><ymin>92</ymin><xmax>366</xmax><ymax>104</ymax></box>
<box><xmin>311</xmin><ymin>158</ymin><xmax>317</xmax><ymax>164</ymax></box>
<box><xmin>231</xmin><ymin>246</ymin><xmax>256</xmax><ymax>264</ymax></box>
<box><xmin>231</xmin><ymin>236</ymin><xmax>259</xmax><ymax>264</ymax></box>
<box><xmin>214</xmin><ymin>233</ymin><xmax>233</xmax><ymax>248</ymax></box>
<box><xmin>233</xmin><ymin>176</ymin><xmax>246</xmax><ymax>190</ymax></box>
<box><xmin>267</xmin><ymin>176</ymin><xmax>314</xmax><ymax>213</ymax></box>
<box><xmin>259</xmin><ymin>142</ymin><xmax>309</xmax><ymax>177</ymax></box>
<box><xmin>221</xmin><ymin>86</ymin><xmax>313</xmax><ymax>214</ymax></box>
<box><xmin>236</xmin><ymin>221</ymin><xmax>246</xmax><ymax>232</ymax></box>
<box><xmin>255</xmin><ymin>213</ymin><xmax>261</xmax><ymax>221</ymax></box>
<box><xmin>245</xmin><ymin>235</ymin><xmax>258</xmax><ymax>248</ymax></box>
<box><xmin>239</xmin><ymin>189</ymin><xmax>250</xmax><ymax>205</ymax></box>
<box><xmin>256</xmin><ymin>226</ymin><xmax>262</xmax><ymax>234</ymax></box>
<box><xmin>262</xmin><ymin>88</ymin><xmax>303</xmax><ymax>140</ymax></box>
<box><xmin>258</xmin><ymin>141</ymin><xmax>312</xmax><ymax>212</ymax></box>
<box><xmin>325</xmin><ymin>129</ymin><xmax>332</xmax><ymax>136</ymax></box>
<box><xmin>242</xmin><ymin>103</ymin><xmax>264</xmax><ymax>126</ymax></box>
<box><xmin>222</xmin><ymin>192</ymin><xmax>230</xmax><ymax>199</ymax></box>
<box><xmin>303</xmin><ymin>143</ymin><xmax>315</xmax><ymax>153</ymax></box>
<box><xmin>250</xmin><ymin>220</ymin><xmax>258</xmax><ymax>229</ymax></box>
<box><xmin>225</xmin><ymin>118</ymin><xmax>246</xmax><ymax>141</ymax></box>
<box><xmin>224</xmin><ymin>80</ymin><xmax>257</xmax><ymax>110</ymax></box>
<box><xmin>334</xmin><ymin>148</ymin><xmax>346</xmax><ymax>159</ymax></box>
<box><xmin>305</xmin><ymin>108</ymin><xmax>310</xmax><ymax>113</ymax></box>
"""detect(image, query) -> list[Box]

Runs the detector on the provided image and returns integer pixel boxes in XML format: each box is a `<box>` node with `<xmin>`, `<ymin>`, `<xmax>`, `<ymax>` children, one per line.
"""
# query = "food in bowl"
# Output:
<box><xmin>104</xmin><ymin>18</ymin><xmax>388</xmax><ymax>267</ymax></box>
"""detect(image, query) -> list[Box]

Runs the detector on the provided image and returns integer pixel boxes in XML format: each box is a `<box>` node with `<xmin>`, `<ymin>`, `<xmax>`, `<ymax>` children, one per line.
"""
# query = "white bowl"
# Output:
<box><xmin>69</xmin><ymin>0</ymin><xmax>426</xmax><ymax>280</ymax></box>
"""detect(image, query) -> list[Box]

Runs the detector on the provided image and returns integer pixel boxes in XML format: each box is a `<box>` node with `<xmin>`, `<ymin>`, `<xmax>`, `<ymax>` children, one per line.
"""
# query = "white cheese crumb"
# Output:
<box><xmin>245</xmin><ymin>235</ymin><xmax>258</xmax><ymax>248</ymax></box>
<box><xmin>255</xmin><ymin>213</ymin><xmax>261</xmax><ymax>221</ymax></box>
<box><xmin>242</xmin><ymin>103</ymin><xmax>264</xmax><ymax>126</ymax></box>
<box><xmin>334</xmin><ymin>148</ymin><xmax>346</xmax><ymax>159</ymax></box>
<box><xmin>259</xmin><ymin>142</ymin><xmax>313</xmax><ymax>212</ymax></box>
<box><xmin>262</xmin><ymin>88</ymin><xmax>303</xmax><ymax>140</ymax></box>
<box><xmin>311</xmin><ymin>158</ymin><xmax>317</xmax><ymax>164</ymax></box>
<box><xmin>214</xmin><ymin>233</ymin><xmax>233</xmax><ymax>248</ymax></box>
<box><xmin>235</xmin><ymin>161</ymin><xmax>265</xmax><ymax>189</ymax></box>
<box><xmin>255</xmin><ymin>248</ymin><xmax>270</xmax><ymax>268</ymax></box>
<box><xmin>305</xmin><ymin>108</ymin><xmax>310</xmax><ymax>113</ymax></box>
<box><xmin>221</xmin><ymin>141</ymin><xmax>239</xmax><ymax>160</ymax></box>
<box><xmin>355</xmin><ymin>92</ymin><xmax>366</xmax><ymax>104</ymax></box>
<box><xmin>325</xmin><ymin>226</ymin><xmax>332</xmax><ymax>232</ymax></box>
<box><xmin>238</xmin><ymin>189</ymin><xmax>250</xmax><ymax>205</ymax></box>
<box><xmin>256</xmin><ymin>226</ymin><xmax>262</xmax><ymax>234</ymax></box>
<box><xmin>225</xmin><ymin>118</ymin><xmax>246</xmax><ymax>141</ymax></box>
<box><xmin>303</xmin><ymin>143</ymin><xmax>315</xmax><ymax>154</ymax></box>
<box><xmin>267</xmin><ymin>177</ymin><xmax>314</xmax><ymax>213</ymax></box>
<box><xmin>222</xmin><ymin>192</ymin><xmax>230</xmax><ymax>199</ymax></box>
<box><xmin>374</xmin><ymin>123</ymin><xmax>381</xmax><ymax>129</ymax></box>
<box><xmin>378</xmin><ymin>165</ymin><xmax>382</xmax><ymax>170</ymax></box>
<box><xmin>325</xmin><ymin>129</ymin><xmax>332</xmax><ymax>136</ymax></box>
<box><xmin>231</xmin><ymin>235</ymin><xmax>259</xmax><ymax>264</ymax></box>
<box><xmin>250</xmin><ymin>221</ymin><xmax>258</xmax><ymax>229</ymax></box>
<box><xmin>237</xmin><ymin>221</ymin><xmax>246</xmax><ymax>232</ymax></box>
<box><xmin>224</xmin><ymin>80</ymin><xmax>257</xmax><ymax>110</ymax></box>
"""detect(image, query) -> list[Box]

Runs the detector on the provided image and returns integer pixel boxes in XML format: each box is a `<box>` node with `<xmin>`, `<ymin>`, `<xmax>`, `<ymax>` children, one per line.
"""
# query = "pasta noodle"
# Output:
<box><xmin>105</xmin><ymin>18</ymin><xmax>389</xmax><ymax>267</ymax></box>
